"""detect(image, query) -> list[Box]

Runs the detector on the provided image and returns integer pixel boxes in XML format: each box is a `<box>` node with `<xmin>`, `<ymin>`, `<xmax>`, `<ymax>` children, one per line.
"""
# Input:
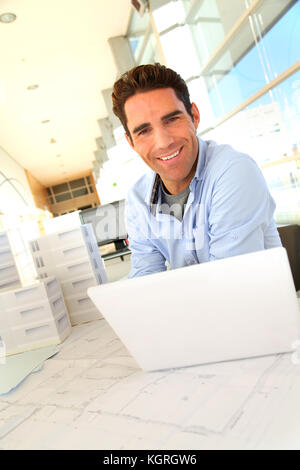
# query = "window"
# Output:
<box><xmin>55</xmin><ymin>193</ymin><xmax>72</xmax><ymax>203</ymax></box>
<box><xmin>72</xmin><ymin>188</ymin><xmax>88</xmax><ymax>198</ymax></box>
<box><xmin>69</xmin><ymin>178</ymin><xmax>85</xmax><ymax>189</ymax></box>
<box><xmin>204</xmin><ymin>0</ymin><xmax>299</xmax><ymax>119</ymax></box>
<box><xmin>47</xmin><ymin>175</ymin><xmax>96</xmax><ymax>205</ymax></box>
<box><xmin>52</xmin><ymin>182</ymin><xmax>68</xmax><ymax>194</ymax></box>
<box><xmin>203</xmin><ymin>69</ymin><xmax>300</xmax><ymax>224</ymax></box>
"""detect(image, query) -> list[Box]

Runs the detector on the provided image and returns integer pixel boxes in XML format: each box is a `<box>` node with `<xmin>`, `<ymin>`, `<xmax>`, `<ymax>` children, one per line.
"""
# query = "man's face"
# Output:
<box><xmin>124</xmin><ymin>87</ymin><xmax>200</xmax><ymax>195</ymax></box>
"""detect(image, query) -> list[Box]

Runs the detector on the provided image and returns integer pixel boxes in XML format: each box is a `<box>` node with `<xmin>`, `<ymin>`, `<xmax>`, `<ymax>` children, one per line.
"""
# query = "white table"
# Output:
<box><xmin>1</xmin><ymin>314</ymin><xmax>300</xmax><ymax>450</ymax></box>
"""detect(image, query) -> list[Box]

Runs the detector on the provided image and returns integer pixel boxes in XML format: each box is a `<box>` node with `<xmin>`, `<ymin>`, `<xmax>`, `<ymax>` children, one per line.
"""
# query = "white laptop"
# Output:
<box><xmin>88</xmin><ymin>247</ymin><xmax>300</xmax><ymax>371</ymax></box>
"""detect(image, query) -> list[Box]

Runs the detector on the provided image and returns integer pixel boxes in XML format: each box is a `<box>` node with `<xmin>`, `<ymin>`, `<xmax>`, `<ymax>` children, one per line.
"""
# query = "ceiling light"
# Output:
<box><xmin>27</xmin><ymin>84</ymin><xmax>39</xmax><ymax>90</ymax></box>
<box><xmin>0</xmin><ymin>13</ymin><xmax>17</xmax><ymax>23</ymax></box>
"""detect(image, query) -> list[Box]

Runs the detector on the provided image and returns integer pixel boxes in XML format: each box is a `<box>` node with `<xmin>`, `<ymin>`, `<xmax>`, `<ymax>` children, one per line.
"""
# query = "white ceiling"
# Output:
<box><xmin>0</xmin><ymin>0</ymin><xmax>133</xmax><ymax>186</ymax></box>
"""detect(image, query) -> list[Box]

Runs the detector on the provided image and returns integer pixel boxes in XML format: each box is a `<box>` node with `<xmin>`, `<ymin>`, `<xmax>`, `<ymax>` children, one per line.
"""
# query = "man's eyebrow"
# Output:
<box><xmin>161</xmin><ymin>110</ymin><xmax>183</xmax><ymax>120</ymax></box>
<box><xmin>132</xmin><ymin>110</ymin><xmax>183</xmax><ymax>135</ymax></box>
<box><xmin>133</xmin><ymin>122</ymin><xmax>150</xmax><ymax>135</ymax></box>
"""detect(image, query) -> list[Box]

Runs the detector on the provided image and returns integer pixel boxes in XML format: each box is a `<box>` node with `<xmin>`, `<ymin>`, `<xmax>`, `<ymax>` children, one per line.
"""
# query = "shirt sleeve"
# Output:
<box><xmin>126</xmin><ymin>192</ymin><xmax>167</xmax><ymax>278</ymax></box>
<box><xmin>208</xmin><ymin>157</ymin><xmax>281</xmax><ymax>260</ymax></box>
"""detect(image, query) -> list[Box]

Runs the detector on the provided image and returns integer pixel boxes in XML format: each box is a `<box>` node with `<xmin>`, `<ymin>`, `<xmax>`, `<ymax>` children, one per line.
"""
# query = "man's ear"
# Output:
<box><xmin>125</xmin><ymin>132</ymin><xmax>134</xmax><ymax>148</ymax></box>
<box><xmin>191</xmin><ymin>103</ymin><xmax>200</xmax><ymax>130</ymax></box>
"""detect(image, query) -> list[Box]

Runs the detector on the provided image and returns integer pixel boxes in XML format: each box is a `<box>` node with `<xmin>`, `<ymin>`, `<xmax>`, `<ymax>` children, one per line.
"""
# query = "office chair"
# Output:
<box><xmin>277</xmin><ymin>224</ymin><xmax>300</xmax><ymax>291</ymax></box>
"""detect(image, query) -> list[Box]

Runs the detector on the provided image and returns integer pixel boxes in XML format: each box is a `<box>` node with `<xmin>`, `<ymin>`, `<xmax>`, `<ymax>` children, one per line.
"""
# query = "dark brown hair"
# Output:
<box><xmin>112</xmin><ymin>63</ymin><xmax>193</xmax><ymax>139</ymax></box>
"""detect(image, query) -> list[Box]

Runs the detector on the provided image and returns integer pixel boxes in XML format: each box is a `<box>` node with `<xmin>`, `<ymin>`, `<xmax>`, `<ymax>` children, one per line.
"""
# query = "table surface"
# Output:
<box><xmin>1</xmin><ymin>308</ymin><xmax>300</xmax><ymax>450</ymax></box>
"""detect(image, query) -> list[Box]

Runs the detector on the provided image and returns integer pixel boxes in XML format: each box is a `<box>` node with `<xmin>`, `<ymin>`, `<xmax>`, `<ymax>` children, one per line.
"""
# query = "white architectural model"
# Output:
<box><xmin>29</xmin><ymin>224</ymin><xmax>107</xmax><ymax>325</ymax></box>
<box><xmin>0</xmin><ymin>276</ymin><xmax>71</xmax><ymax>356</ymax></box>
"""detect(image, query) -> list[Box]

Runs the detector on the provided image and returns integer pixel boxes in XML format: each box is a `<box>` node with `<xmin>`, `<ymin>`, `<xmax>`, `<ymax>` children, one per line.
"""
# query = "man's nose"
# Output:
<box><xmin>153</xmin><ymin>126</ymin><xmax>174</xmax><ymax>149</ymax></box>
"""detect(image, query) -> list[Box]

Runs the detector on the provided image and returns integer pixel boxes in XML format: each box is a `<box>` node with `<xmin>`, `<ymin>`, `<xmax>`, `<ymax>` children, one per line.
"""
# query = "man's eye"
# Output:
<box><xmin>138</xmin><ymin>128</ymin><xmax>149</xmax><ymax>136</ymax></box>
<box><xmin>167</xmin><ymin>116</ymin><xmax>179</xmax><ymax>123</ymax></box>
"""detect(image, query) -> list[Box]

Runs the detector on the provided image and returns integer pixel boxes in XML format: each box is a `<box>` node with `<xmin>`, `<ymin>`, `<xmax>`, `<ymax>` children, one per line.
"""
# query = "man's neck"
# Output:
<box><xmin>161</xmin><ymin>180</ymin><xmax>188</xmax><ymax>196</ymax></box>
<box><xmin>160</xmin><ymin>158</ymin><xmax>198</xmax><ymax>195</ymax></box>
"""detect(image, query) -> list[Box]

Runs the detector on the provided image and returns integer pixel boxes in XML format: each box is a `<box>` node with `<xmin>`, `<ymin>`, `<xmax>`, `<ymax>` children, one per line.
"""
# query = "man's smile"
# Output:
<box><xmin>157</xmin><ymin>146</ymin><xmax>182</xmax><ymax>162</ymax></box>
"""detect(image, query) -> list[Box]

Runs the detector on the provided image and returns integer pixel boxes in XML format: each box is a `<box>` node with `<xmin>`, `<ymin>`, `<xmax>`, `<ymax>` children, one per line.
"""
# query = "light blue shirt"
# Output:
<box><xmin>126</xmin><ymin>138</ymin><xmax>282</xmax><ymax>278</ymax></box>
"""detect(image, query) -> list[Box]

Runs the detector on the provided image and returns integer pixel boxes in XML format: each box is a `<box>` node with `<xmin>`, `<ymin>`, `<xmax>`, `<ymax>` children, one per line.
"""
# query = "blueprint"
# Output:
<box><xmin>0</xmin><ymin>317</ymin><xmax>300</xmax><ymax>450</ymax></box>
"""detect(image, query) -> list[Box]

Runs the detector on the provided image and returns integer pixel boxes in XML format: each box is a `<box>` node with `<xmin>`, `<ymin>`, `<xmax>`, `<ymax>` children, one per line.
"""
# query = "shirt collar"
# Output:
<box><xmin>194</xmin><ymin>136</ymin><xmax>206</xmax><ymax>182</ymax></box>
<box><xmin>149</xmin><ymin>137</ymin><xmax>206</xmax><ymax>212</ymax></box>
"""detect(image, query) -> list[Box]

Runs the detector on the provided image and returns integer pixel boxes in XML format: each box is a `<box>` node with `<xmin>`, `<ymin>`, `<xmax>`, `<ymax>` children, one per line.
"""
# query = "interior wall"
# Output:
<box><xmin>25</xmin><ymin>169</ymin><xmax>51</xmax><ymax>212</ymax></box>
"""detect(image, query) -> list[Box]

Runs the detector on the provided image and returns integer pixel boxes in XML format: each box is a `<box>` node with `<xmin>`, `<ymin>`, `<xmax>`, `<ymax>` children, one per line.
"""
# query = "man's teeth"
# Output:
<box><xmin>159</xmin><ymin>149</ymin><xmax>180</xmax><ymax>161</ymax></box>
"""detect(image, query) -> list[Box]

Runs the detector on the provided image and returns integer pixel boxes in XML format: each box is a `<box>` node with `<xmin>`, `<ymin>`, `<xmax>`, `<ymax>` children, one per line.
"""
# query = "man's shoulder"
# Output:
<box><xmin>205</xmin><ymin>140</ymin><xmax>254</xmax><ymax>165</ymax></box>
<box><xmin>204</xmin><ymin>139</ymin><xmax>257</xmax><ymax>176</ymax></box>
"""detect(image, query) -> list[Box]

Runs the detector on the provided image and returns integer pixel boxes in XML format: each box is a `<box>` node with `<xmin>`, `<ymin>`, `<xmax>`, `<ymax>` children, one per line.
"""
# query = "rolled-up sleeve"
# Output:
<box><xmin>208</xmin><ymin>157</ymin><xmax>281</xmax><ymax>260</ymax></box>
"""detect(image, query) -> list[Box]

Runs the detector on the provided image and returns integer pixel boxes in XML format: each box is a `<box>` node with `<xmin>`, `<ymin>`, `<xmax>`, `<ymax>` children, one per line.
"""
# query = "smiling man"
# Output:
<box><xmin>123</xmin><ymin>86</ymin><xmax>200</xmax><ymax>195</ymax></box>
<box><xmin>112</xmin><ymin>63</ymin><xmax>281</xmax><ymax>278</ymax></box>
